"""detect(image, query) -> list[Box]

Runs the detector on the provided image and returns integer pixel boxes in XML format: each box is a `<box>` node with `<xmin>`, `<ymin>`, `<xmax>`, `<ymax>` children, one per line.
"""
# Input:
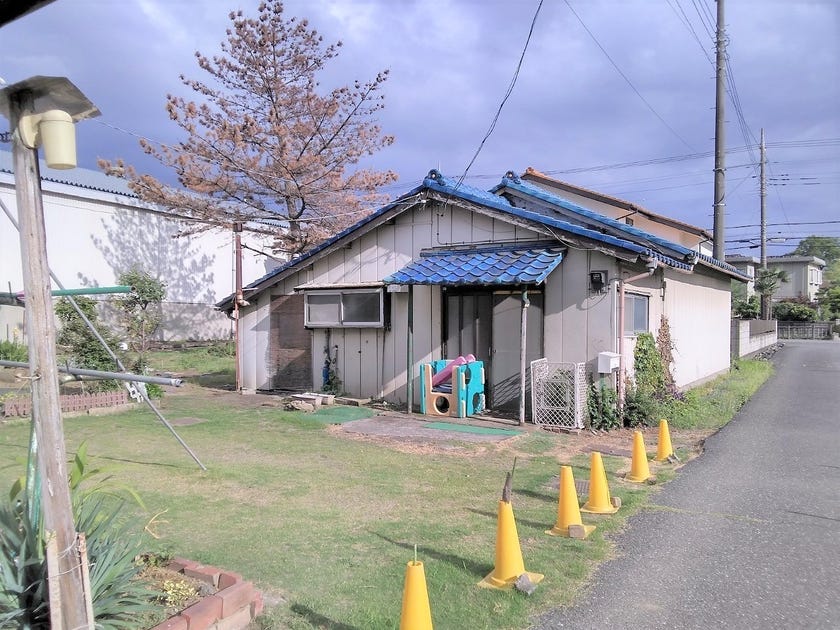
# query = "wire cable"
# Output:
<box><xmin>455</xmin><ymin>0</ymin><xmax>544</xmax><ymax>189</ymax></box>
<box><xmin>564</xmin><ymin>0</ymin><xmax>694</xmax><ymax>151</ymax></box>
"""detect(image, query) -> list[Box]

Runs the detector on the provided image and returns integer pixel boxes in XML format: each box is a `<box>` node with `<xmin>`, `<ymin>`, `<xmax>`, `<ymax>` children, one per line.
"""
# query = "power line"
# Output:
<box><xmin>456</xmin><ymin>0</ymin><xmax>544</xmax><ymax>188</ymax></box>
<box><xmin>670</xmin><ymin>0</ymin><xmax>715</xmax><ymax>65</ymax></box>
<box><xmin>563</xmin><ymin>0</ymin><xmax>694</xmax><ymax>151</ymax></box>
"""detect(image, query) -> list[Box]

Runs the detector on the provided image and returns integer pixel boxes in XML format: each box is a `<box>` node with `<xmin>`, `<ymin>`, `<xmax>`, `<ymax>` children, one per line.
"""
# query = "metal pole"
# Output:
<box><xmin>0</xmin><ymin>196</ymin><xmax>206</xmax><ymax>470</ymax></box>
<box><xmin>406</xmin><ymin>285</ymin><xmax>414</xmax><ymax>413</ymax></box>
<box><xmin>712</xmin><ymin>0</ymin><xmax>727</xmax><ymax>261</ymax></box>
<box><xmin>518</xmin><ymin>289</ymin><xmax>529</xmax><ymax>426</ymax></box>
<box><xmin>10</xmin><ymin>88</ymin><xmax>90</xmax><ymax>630</ymax></box>
<box><xmin>0</xmin><ymin>360</ymin><xmax>182</xmax><ymax>386</ymax></box>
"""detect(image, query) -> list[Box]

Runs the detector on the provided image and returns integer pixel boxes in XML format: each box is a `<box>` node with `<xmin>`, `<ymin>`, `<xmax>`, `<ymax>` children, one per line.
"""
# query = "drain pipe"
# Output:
<box><xmin>617</xmin><ymin>260</ymin><xmax>658</xmax><ymax>408</ymax></box>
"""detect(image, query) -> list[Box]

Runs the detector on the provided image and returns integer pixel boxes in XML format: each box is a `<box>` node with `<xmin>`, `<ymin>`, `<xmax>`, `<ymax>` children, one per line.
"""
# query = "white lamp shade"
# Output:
<box><xmin>38</xmin><ymin>109</ymin><xmax>76</xmax><ymax>169</ymax></box>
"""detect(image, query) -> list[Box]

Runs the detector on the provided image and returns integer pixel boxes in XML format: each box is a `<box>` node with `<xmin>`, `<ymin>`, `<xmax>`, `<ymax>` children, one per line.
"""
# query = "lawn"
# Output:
<box><xmin>0</xmin><ymin>355</ymin><xmax>774</xmax><ymax>628</ymax></box>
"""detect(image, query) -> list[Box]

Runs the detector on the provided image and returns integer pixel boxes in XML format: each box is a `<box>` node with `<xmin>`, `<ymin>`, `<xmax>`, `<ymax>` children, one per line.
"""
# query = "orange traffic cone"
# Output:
<box><xmin>547</xmin><ymin>466</ymin><xmax>595</xmax><ymax>539</ymax></box>
<box><xmin>400</xmin><ymin>560</ymin><xmax>433</xmax><ymax>630</ymax></box>
<box><xmin>581</xmin><ymin>452</ymin><xmax>620</xmax><ymax>514</ymax></box>
<box><xmin>478</xmin><ymin>500</ymin><xmax>544</xmax><ymax>589</ymax></box>
<box><xmin>626</xmin><ymin>430</ymin><xmax>652</xmax><ymax>483</ymax></box>
<box><xmin>656</xmin><ymin>419</ymin><xmax>674</xmax><ymax>461</ymax></box>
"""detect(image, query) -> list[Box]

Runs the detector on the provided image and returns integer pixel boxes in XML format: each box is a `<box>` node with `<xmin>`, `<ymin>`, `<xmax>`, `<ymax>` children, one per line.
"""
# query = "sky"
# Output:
<box><xmin>2</xmin><ymin>0</ymin><xmax>838</xmax><ymax>257</ymax></box>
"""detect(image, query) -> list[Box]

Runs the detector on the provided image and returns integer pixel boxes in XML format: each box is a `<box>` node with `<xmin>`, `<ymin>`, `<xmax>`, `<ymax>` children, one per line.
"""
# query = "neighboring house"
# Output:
<box><xmin>726</xmin><ymin>255</ymin><xmax>826</xmax><ymax>303</ymax></box>
<box><xmin>219</xmin><ymin>169</ymin><xmax>747</xmax><ymax>417</ymax></box>
<box><xmin>521</xmin><ymin>167</ymin><xmax>716</xmax><ymax>254</ymax></box>
<box><xmin>0</xmin><ymin>151</ymin><xmax>275</xmax><ymax>342</ymax></box>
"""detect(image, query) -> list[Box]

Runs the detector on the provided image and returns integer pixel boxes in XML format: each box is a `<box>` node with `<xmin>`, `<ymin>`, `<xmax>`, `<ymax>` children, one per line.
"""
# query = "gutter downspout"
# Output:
<box><xmin>617</xmin><ymin>262</ymin><xmax>658</xmax><ymax>408</ymax></box>
<box><xmin>519</xmin><ymin>289</ymin><xmax>530</xmax><ymax>426</ymax></box>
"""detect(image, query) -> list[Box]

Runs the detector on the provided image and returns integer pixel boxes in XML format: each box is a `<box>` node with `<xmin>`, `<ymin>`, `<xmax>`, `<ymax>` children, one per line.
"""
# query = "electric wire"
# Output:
<box><xmin>455</xmin><ymin>0</ymin><xmax>544</xmax><ymax>189</ymax></box>
<box><xmin>563</xmin><ymin>0</ymin><xmax>695</xmax><ymax>151</ymax></box>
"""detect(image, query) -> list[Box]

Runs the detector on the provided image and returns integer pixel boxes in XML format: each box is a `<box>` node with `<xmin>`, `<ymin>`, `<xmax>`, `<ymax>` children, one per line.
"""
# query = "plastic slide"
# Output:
<box><xmin>431</xmin><ymin>354</ymin><xmax>476</xmax><ymax>388</ymax></box>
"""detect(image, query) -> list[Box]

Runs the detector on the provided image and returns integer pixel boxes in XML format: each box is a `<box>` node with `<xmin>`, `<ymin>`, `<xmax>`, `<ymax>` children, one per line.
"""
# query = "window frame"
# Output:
<box><xmin>623</xmin><ymin>292</ymin><xmax>650</xmax><ymax>336</ymax></box>
<box><xmin>304</xmin><ymin>288</ymin><xmax>386</xmax><ymax>328</ymax></box>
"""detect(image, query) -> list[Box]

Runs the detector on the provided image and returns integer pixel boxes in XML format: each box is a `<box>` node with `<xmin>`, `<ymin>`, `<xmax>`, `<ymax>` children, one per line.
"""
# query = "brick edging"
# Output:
<box><xmin>149</xmin><ymin>557</ymin><xmax>264</xmax><ymax>630</ymax></box>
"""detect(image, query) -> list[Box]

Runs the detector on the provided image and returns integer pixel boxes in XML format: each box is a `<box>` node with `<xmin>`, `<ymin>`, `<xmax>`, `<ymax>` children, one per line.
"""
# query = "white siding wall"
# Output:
<box><xmin>661</xmin><ymin>270</ymin><xmax>732</xmax><ymax>388</ymax></box>
<box><xmin>1</xmin><ymin>174</ymin><xmax>275</xmax><ymax>342</ymax></box>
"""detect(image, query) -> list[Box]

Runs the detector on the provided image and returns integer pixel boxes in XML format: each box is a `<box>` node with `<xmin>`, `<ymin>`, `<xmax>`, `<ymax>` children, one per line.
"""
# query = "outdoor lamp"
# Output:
<box><xmin>0</xmin><ymin>75</ymin><xmax>100</xmax><ymax>169</ymax></box>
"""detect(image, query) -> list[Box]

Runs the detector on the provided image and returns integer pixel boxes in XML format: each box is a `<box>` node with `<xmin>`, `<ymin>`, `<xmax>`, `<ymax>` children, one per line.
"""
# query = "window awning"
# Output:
<box><xmin>383</xmin><ymin>244</ymin><xmax>565</xmax><ymax>286</ymax></box>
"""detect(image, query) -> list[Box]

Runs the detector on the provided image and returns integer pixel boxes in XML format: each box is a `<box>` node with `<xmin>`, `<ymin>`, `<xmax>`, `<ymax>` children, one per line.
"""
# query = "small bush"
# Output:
<box><xmin>733</xmin><ymin>295</ymin><xmax>760</xmax><ymax>319</ymax></box>
<box><xmin>587</xmin><ymin>380</ymin><xmax>620</xmax><ymax>430</ymax></box>
<box><xmin>0</xmin><ymin>340</ymin><xmax>28</xmax><ymax>362</ymax></box>
<box><xmin>0</xmin><ymin>443</ymin><xmax>160</xmax><ymax>627</ymax></box>
<box><xmin>622</xmin><ymin>386</ymin><xmax>660</xmax><ymax>427</ymax></box>
<box><xmin>207</xmin><ymin>341</ymin><xmax>235</xmax><ymax>357</ymax></box>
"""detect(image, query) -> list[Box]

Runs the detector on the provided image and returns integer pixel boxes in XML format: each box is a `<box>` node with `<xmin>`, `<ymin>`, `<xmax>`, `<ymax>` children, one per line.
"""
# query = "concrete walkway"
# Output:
<box><xmin>536</xmin><ymin>340</ymin><xmax>840</xmax><ymax>629</ymax></box>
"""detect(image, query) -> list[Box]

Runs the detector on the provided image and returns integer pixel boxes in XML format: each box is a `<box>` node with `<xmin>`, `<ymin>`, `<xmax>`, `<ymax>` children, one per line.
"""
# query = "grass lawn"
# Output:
<box><xmin>0</xmin><ymin>355</ymin><xmax>774</xmax><ymax>628</ymax></box>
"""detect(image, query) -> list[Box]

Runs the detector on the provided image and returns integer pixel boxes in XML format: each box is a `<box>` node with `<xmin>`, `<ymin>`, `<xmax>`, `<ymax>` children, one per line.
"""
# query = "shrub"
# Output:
<box><xmin>622</xmin><ymin>386</ymin><xmax>660</xmax><ymax>427</ymax></box>
<box><xmin>632</xmin><ymin>332</ymin><xmax>665</xmax><ymax>398</ymax></box>
<box><xmin>55</xmin><ymin>297</ymin><xmax>122</xmax><ymax>391</ymax></box>
<box><xmin>773</xmin><ymin>301</ymin><xmax>817</xmax><ymax>322</ymax></box>
<box><xmin>587</xmin><ymin>380</ymin><xmax>620</xmax><ymax>431</ymax></box>
<box><xmin>0</xmin><ymin>340</ymin><xmax>28</xmax><ymax>362</ymax></box>
<box><xmin>733</xmin><ymin>295</ymin><xmax>760</xmax><ymax>319</ymax></box>
<box><xmin>0</xmin><ymin>442</ymin><xmax>160</xmax><ymax>627</ymax></box>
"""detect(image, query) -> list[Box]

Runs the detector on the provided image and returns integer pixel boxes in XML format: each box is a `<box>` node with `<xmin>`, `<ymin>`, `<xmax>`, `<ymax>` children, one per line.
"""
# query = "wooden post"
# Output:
<box><xmin>233</xmin><ymin>222</ymin><xmax>243</xmax><ymax>393</ymax></box>
<box><xmin>10</xmin><ymin>88</ymin><xmax>91</xmax><ymax>629</ymax></box>
<box><xmin>518</xmin><ymin>289</ymin><xmax>529</xmax><ymax>426</ymax></box>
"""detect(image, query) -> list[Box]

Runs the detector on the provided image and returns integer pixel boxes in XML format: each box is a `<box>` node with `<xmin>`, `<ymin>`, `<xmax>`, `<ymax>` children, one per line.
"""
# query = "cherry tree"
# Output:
<box><xmin>102</xmin><ymin>1</ymin><xmax>396</xmax><ymax>254</ymax></box>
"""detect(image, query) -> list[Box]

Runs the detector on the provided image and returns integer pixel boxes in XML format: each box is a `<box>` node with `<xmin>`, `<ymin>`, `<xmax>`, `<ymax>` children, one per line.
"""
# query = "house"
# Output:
<box><xmin>219</xmin><ymin>169</ymin><xmax>747</xmax><ymax>419</ymax></box>
<box><xmin>726</xmin><ymin>255</ymin><xmax>826</xmax><ymax>303</ymax></box>
<box><xmin>520</xmin><ymin>167</ymin><xmax>715</xmax><ymax>253</ymax></box>
<box><xmin>0</xmin><ymin>150</ymin><xmax>276</xmax><ymax>342</ymax></box>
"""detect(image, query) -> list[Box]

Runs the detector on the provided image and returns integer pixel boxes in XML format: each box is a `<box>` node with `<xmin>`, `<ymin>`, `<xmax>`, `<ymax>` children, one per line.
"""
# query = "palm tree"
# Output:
<box><xmin>754</xmin><ymin>267</ymin><xmax>789</xmax><ymax>320</ymax></box>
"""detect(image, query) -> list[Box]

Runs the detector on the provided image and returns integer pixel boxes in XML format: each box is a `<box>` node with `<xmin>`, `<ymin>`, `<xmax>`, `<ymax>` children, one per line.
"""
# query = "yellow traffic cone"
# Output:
<box><xmin>656</xmin><ymin>419</ymin><xmax>674</xmax><ymax>461</ymax></box>
<box><xmin>547</xmin><ymin>466</ymin><xmax>595</xmax><ymax>539</ymax></box>
<box><xmin>478</xmin><ymin>500</ymin><xmax>544</xmax><ymax>589</ymax></box>
<box><xmin>581</xmin><ymin>452</ymin><xmax>619</xmax><ymax>514</ymax></box>
<box><xmin>626</xmin><ymin>430</ymin><xmax>652</xmax><ymax>483</ymax></box>
<box><xmin>400</xmin><ymin>560</ymin><xmax>433</xmax><ymax>630</ymax></box>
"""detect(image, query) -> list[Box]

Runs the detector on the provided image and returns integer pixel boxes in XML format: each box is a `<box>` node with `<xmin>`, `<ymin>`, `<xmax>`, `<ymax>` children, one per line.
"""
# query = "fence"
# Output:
<box><xmin>730</xmin><ymin>319</ymin><xmax>777</xmax><ymax>358</ymax></box>
<box><xmin>530</xmin><ymin>359</ymin><xmax>586</xmax><ymax>429</ymax></box>
<box><xmin>2</xmin><ymin>391</ymin><xmax>132</xmax><ymax>418</ymax></box>
<box><xmin>776</xmin><ymin>321</ymin><xmax>833</xmax><ymax>340</ymax></box>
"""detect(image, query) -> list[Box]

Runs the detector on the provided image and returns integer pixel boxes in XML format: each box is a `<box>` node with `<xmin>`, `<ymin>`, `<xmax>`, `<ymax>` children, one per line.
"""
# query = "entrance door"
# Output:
<box><xmin>491</xmin><ymin>292</ymin><xmax>543</xmax><ymax>412</ymax></box>
<box><xmin>444</xmin><ymin>290</ymin><xmax>543</xmax><ymax>412</ymax></box>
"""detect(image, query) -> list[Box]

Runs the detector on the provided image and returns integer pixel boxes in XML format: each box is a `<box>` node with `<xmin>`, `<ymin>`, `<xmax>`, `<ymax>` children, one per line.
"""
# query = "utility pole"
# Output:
<box><xmin>9</xmin><ymin>88</ymin><xmax>90</xmax><ymax>629</ymax></box>
<box><xmin>712</xmin><ymin>0</ymin><xmax>727</xmax><ymax>261</ymax></box>
<box><xmin>760</xmin><ymin>128</ymin><xmax>767</xmax><ymax>269</ymax></box>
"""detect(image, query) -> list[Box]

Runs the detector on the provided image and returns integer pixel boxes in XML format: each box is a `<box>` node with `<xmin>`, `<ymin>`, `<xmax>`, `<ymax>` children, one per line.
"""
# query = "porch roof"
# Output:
<box><xmin>383</xmin><ymin>244</ymin><xmax>565</xmax><ymax>286</ymax></box>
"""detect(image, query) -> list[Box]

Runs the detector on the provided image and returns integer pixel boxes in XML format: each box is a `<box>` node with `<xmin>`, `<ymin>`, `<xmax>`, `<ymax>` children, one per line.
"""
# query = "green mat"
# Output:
<box><xmin>425</xmin><ymin>422</ymin><xmax>521</xmax><ymax>436</ymax></box>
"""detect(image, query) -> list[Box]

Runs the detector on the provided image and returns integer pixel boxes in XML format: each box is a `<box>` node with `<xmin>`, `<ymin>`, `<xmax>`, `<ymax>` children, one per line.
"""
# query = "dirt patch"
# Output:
<box><xmin>168</xmin><ymin>416</ymin><xmax>207</xmax><ymax>426</ymax></box>
<box><xmin>329</xmin><ymin>411</ymin><xmax>712</xmax><ymax>466</ymax></box>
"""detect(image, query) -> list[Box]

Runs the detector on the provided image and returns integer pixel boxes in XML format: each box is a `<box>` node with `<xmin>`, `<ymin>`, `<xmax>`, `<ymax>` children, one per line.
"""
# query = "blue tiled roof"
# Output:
<box><xmin>421</xmin><ymin>170</ymin><xmax>649</xmax><ymax>255</ymax></box>
<box><xmin>217</xmin><ymin>168</ymin><xmax>748</xmax><ymax>309</ymax></box>
<box><xmin>495</xmin><ymin>172</ymin><xmax>695</xmax><ymax>259</ymax></box>
<box><xmin>383</xmin><ymin>244</ymin><xmax>565</xmax><ymax>286</ymax></box>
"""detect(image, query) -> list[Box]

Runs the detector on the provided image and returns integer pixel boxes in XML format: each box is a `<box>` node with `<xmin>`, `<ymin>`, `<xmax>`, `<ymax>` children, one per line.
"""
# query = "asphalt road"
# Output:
<box><xmin>536</xmin><ymin>340</ymin><xmax>840</xmax><ymax>630</ymax></box>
